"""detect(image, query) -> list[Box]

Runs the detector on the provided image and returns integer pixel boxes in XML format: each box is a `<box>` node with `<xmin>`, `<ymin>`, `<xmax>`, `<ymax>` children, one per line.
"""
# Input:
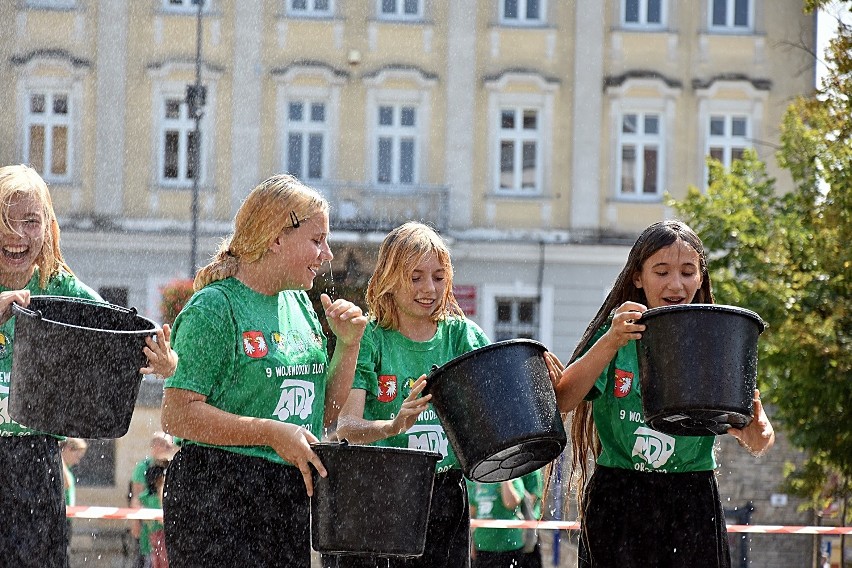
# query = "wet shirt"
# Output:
<box><xmin>166</xmin><ymin>278</ymin><xmax>329</xmax><ymax>464</ymax></box>
<box><xmin>585</xmin><ymin>325</ymin><xmax>716</xmax><ymax>473</ymax></box>
<box><xmin>466</xmin><ymin>478</ymin><xmax>526</xmax><ymax>552</ymax></box>
<box><xmin>0</xmin><ymin>271</ymin><xmax>101</xmax><ymax>436</ymax></box>
<box><xmin>353</xmin><ymin>317</ymin><xmax>489</xmax><ymax>473</ymax></box>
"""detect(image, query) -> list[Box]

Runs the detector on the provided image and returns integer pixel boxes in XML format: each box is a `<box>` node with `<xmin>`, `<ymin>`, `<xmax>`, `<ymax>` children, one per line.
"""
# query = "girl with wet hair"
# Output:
<box><xmin>548</xmin><ymin>219</ymin><xmax>775</xmax><ymax>567</ymax></box>
<box><xmin>161</xmin><ymin>173</ymin><xmax>367</xmax><ymax>568</ymax></box>
<box><xmin>0</xmin><ymin>164</ymin><xmax>174</xmax><ymax>567</ymax></box>
<box><xmin>323</xmin><ymin>221</ymin><xmax>490</xmax><ymax>568</ymax></box>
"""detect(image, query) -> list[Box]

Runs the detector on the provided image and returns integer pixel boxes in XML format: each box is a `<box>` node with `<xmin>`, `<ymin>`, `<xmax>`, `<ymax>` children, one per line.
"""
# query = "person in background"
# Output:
<box><xmin>550</xmin><ymin>220</ymin><xmax>775</xmax><ymax>567</ymax></box>
<box><xmin>140</xmin><ymin>464</ymin><xmax>168</xmax><ymax>568</ymax></box>
<box><xmin>467</xmin><ymin>479</ymin><xmax>526</xmax><ymax>568</ymax></box>
<box><xmin>129</xmin><ymin>432</ymin><xmax>176</xmax><ymax>567</ymax></box>
<box><xmin>519</xmin><ymin>468</ymin><xmax>544</xmax><ymax>568</ymax></box>
<box><xmin>60</xmin><ymin>437</ymin><xmax>88</xmax><ymax>559</ymax></box>
<box><xmin>0</xmin><ymin>164</ymin><xmax>176</xmax><ymax>568</ymax></box>
<box><xmin>161</xmin><ymin>173</ymin><xmax>367</xmax><ymax>567</ymax></box>
<box><xmin>324</xmin><ymin>221</ymin><xmax>490</xmax><ymax>568</ymax></box>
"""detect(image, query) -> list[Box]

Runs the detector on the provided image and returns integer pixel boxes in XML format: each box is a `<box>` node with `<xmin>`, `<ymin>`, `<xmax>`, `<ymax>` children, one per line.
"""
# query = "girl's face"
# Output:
<box><xmin>0</xmin><ymin>193</ymin><xmax>45</xmax><ymax>289</ymax></box>
<box><xmin>632</xmin><ymin>239</ymin><xmax>703</xmax><ymax>309</ymax></box>
<box><xmin>392</xmin><ymin>252</ymin><xmax>447</xmax><ymax>326</ymax></box>
<box><xmin>271</xmin><ymin>211</ymin><xmax>332</xmax><ymax>291</ymax></box>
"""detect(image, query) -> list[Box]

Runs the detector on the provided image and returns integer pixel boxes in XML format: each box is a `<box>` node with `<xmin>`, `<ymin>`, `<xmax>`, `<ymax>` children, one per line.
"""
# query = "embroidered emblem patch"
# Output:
<box><xmin>242</xmin><ymin>331</ymin><xmax>268</xmax><ymax>358</ymax></box>
<box><xmin>614</xmin><ymin>368</ymin><xmax>634</xmax><ymax>398</ymax></box>
<box><xmin>378</xmin><ymin>375</ymin><xmax>398</xmax><ymax>402</ymax></box>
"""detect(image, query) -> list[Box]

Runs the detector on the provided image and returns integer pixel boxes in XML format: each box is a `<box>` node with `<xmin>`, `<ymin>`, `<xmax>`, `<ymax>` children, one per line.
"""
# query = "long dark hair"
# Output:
<box><xmin>569</xmin><ymin>220</ymin><xmax>714</xmax><ymax>515</ymax></box>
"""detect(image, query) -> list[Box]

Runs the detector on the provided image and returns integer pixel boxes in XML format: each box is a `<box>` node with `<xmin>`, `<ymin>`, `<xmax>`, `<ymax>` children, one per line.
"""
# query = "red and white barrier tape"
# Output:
<box><xmin>469</xmin><ymin>519</ymin><xmax>852</xmax><ymax>535</ymax></box>
<box><xmin>66</xmin><ymin>506</ymin><xmax>852</xmax><ymax>535</ymax></box>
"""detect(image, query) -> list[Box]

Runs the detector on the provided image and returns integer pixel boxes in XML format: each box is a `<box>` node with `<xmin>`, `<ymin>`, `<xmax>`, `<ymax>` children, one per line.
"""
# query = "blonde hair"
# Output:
<box><xmin>194</xmin><ymin>174</ymin><xmax>329</xmax><ymax>291</ymax></box>
<box><xmin>366</xmin><ymin>221</ymin><xmax>463</xmax><ymax>330</ymax></box>
<box><xmin>0</xmin><ymin>164</ymin><xmax>72</xmax><ymax>289</ymax></box>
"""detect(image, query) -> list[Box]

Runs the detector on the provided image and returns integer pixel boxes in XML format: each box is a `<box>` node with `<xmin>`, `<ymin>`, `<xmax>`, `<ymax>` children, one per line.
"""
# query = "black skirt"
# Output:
<box><xmin>579</xmin><ymin>465</ymin><xmax>731</xmax><ymax>568</ymax></box>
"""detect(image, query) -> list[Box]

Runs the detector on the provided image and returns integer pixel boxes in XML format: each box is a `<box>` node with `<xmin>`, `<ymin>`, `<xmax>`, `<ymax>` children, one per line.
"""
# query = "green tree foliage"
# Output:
<box><xmin>669</xmin><ymin>17</ymin><xmax>851</xmax><ymax>521</ymax></box>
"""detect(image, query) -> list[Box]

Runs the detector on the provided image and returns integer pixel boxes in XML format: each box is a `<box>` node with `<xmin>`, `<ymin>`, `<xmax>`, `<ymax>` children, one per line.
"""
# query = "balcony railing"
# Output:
<box><xmin>315</xmin><ymin>181</ymin><xmax>450</xmax><ymax>233</ymax></box>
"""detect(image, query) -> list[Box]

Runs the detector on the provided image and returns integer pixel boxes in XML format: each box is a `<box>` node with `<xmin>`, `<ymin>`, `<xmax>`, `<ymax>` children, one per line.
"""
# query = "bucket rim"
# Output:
<box><xmin>425</xmin><ymin>338</ymin><xmax>547</xmax><ymax>388</ymax></box>
<box><xmin>12</xmin><ymin>295</ymin><xmax>159</xmax><ymax>336</ymax></box>
<box><xmin>311</xmin><ymin>440</ymin><xmax>442</xmax><ymax>460</ymax></box>
<box><xmin>639</xmin><ymin>303</ymin><xmax>766</xmax><ymax>332</ymax></box>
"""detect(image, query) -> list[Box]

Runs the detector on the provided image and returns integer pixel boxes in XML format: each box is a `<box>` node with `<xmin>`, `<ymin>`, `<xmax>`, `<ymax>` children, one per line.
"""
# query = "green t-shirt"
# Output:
<box><xmin>165</xmin><ymin>278</ymin><xmax>329</xmax><ymax>464</ymax></box>
<box><xmin>466</xmin><ymin>478</ymin><xmax>526</xmax><ymax>552</ymax></box>
<box><xmin>0</xmin><ymin>270</ymin><xmax>101</xmax><ymax>436</ymax></box>
<box><xmin>520</xmin><ymin>468</ymin><xmax>544</xmax><ymax>520</ymax></box>
<box><xmin>585</xmin><ymin>325</ymin><xmax>716</xmax><ymax>473</ymax></box>
<box><xmin>352</xmin><ymin>317</ymin><xmax>489</xmax><ymax>473</ymax></box>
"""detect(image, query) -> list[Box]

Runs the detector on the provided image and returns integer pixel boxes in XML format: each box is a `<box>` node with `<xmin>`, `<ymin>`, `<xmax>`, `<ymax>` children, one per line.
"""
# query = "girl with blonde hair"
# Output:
<box><xmin>0</xmin><ymin>164</ymin><xmax>174</xmax><ymax>567</ymax></box>
<box><xmin>325</xmin><ymin>221</ymin><xmax>490</xmax><ymax>568</ymax></box>
<box><xmin>162</xmin><ymin>173</ymin><xmax>367</xmax><ymax>568</ymax></box>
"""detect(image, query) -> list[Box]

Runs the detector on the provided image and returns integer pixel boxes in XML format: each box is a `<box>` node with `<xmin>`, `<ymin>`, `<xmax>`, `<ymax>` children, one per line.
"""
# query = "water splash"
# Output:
<box><xmin>324</xmin><ymin>260</ymin><xmax>336</xmax><ymax>300</ymax></box>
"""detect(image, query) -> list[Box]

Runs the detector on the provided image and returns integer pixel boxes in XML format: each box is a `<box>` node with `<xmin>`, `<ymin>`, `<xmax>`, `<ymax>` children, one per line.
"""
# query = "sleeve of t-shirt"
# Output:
<box><xmin>165</xmin><ymin>288</ymin><xmax>235</xmax><ymax>397</ymax></box>
<box><xmin>131</xmin><ymin>458</ymin><xmax>150</xmax><ymax>485</ymax></box>
<box><xmin>457</xmin><ymin>318</ymin><xmax>491</xmax><ymax>353</ymax></box>
<box><xmin>351</xmin><ymin>324</ymin><xmax>379</xmax><ymax>396</ymax></box>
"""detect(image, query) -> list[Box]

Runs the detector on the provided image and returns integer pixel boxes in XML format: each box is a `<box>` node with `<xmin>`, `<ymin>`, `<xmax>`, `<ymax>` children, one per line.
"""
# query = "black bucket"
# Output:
<box><xmin>424</xmin><ymin>339</ymin><xmax>566</xmax><ymax>483</ymax></box>
<box><xmin>10</xmin><ymin>295</ymin><xmax>158</xmax><ymax>438</ymax></box>
<box><xmin>638</xmin><ymin>304</ymin><xmax>767</xmax><ymax>436</ymax></box>
<box><xmin>310</xmin><ymin>441</ymin><xmax>440</xmax><ymax>557</ymax></box>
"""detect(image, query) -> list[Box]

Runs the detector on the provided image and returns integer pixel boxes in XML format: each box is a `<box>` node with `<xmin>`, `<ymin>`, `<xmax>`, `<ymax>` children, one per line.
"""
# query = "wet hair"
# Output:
<box><xmin>366</xmin><ymin>221</ymin><xmax>463</xmax><ymax>330</ymax></box>
<box><xmin>194</xmin><ymin>173</ymin><xmax>329</xmax><ymax>291</ymax></box>
<box><xmin>0</xmin><ymin>164</ymin><xmax>73</xmax><ymax>288</ymax></box>
<box><xmin>569</xmin><ymin>220</ymin><xmax>714</xmax><ymax>517</ymax></box>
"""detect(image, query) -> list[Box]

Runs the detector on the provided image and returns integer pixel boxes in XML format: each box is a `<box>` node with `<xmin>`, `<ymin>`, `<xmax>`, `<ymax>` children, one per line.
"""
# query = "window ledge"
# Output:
<box><xmin>485</xmin><ymin>192</ymin><xmax>551</xmax><ymax>201</ymax></box>
<box><xmin>608</xmin><ymin>195</ymin><xmax>664</xmax><ymax>204</ymax></box>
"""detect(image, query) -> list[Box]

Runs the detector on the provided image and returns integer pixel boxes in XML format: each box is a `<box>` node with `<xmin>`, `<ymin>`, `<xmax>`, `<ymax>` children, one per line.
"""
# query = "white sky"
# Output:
<box><xmin>816</xmin><ymin>1</ymin><xmax>852</xmax><ymax>86</ymax></box>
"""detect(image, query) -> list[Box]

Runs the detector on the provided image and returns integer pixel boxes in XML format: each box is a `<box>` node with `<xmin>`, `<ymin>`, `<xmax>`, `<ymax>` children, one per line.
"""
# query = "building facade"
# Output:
<box><xmin>0</xmin><ymin>1</ymin><xmax>819</xmax><ymax>565</ymax></box>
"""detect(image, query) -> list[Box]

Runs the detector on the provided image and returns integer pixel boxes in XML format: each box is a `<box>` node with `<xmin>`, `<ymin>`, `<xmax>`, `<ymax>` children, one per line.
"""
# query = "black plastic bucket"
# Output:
<box><xmin>310</xmin><ymin>441</ymin><xmax>440</xmax><ymax>557</ymax></box>
<box><xmin>637</xmin><ymin>304</ymin><xmax>767</xmax><ymax>436</ymax></box>
<box><xmin>424</xmin><ymin>339</ymin><xmax>566</xmax><ymax>483</ymax></box>
<box><xmin>9</xmin><ymin>295</ymin><xmax>158</xmax><ymax>438</ymax></box>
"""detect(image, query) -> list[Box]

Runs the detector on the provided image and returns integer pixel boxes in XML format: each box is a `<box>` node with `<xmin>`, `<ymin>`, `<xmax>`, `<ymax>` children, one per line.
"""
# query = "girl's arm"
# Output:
<box><xmin>554</xmin><ymin>301</ymin><xmax>646</xmax><ymax>413</ymax></box>
<box><xmin>320</xmin><ymin>294</ymin><xmax>369</xmax><ymax>426</ymax></box>
<box><xmin>161</xmin><ymin>387</ymin><xmax>326</xmax><ymax>495</ymax></box>
<box><xmin>335</xmin><ymin>376</ymin><xmax>432</xmax><ymax>444</ymax></box>
<box><xmin>500</xmin><ymin>480</ymin><xmax>523</xmax><ymax>510</ymax></box>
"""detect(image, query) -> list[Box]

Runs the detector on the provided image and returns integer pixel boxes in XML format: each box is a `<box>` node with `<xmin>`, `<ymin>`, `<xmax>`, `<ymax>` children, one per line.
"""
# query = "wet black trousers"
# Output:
<box><xmin>0</xmin><ymin>435</ymin><xmax>67</xmax><ymax>568</ymax></box>
<box><xmin>321</xmin><ymin>469</ymin><xmax>470</xmax><ymax>568</ymax></box>
<box><xmin>578</xmin><ymin>465</ymin><xmax>731</xmax><ymax>568</ymax></box>
<box><xmin>163</xmin><ymin>445</ymin><xmax>311</xmax><ymax>568</ymax></box>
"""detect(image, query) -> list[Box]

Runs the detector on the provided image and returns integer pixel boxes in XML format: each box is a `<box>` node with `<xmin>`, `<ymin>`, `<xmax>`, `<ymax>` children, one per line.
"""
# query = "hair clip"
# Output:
<box><xmin>290</xmin><ymin>210</ymin><xmax>300</xmax><ymax>228</ymax></box>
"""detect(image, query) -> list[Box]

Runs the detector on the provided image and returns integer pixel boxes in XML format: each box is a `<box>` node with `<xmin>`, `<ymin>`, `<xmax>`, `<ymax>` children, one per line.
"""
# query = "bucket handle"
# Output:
<box><xmin>11</xmin><ymin>302</ymin><xmax>42</xmax><ymax>320</ymax></box>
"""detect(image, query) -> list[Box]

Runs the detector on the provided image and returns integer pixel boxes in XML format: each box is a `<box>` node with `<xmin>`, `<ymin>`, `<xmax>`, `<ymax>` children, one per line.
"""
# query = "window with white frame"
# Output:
<box><xmin>286</xmin><ymin>100</ymin><xmax>327</xmax><ymax>181</ymax></box>
<box><xmin>26</xmin><ymin>0</ymin><xmax>77</xmax><ymax>8</ymax></box>
<box><xmin>377</xmin><ymin>0</ymin><xmax>422</xmax><ymax>20</ymax></box>
<box><xmin>500</xmin><ymin>0</ymin><xmax>545</xmax><ymax>25</ymax></box>
<box><xmin>288</xmin><ymin>0</ymin><xmax>333</xmax><ymax>17</ymax></box>
<box><xmin>375</xmin><ymin>104</ymin><xmax>418</xmax><ymax>185</ymax></box>
<box><xmin>498</xmin><ymin>107</ymin><xmax>541</xmax><ymax>193</ymax></box>
<box><xmin>162</xmin><ymin>0</ymin><xmax>207</xmax><ymax>13</ymax></box>
<box><xmin>159</xmin><ymin>96</ymin><xmax>200</xmax><ymax>185</ymax></box>
<box><xmin>707</xmin><ymin>114</ymin><xmax>750</xmax><ymax>167</ymax></box>
<box><xmin>709</xmin><ymin>0</ymin><xmax>751</xmax><ymax>31</ymax></box>
<box><xmin>24</xmin><ymin>91</ymin><xmax>72</xmax><ymax>181</ymax></box>
<box><xmin>622</xmin><ymin>0</ymin><xmax>664</xmax><ymax>28</ymax></box>
<box><xmin>618</xmin><ymin>112</ymin><xmax>663</xmax><ymax>197</ymax></box>
<box><xmin>493</xmin><ymin>296</ymin><xmax>540</xmax><ymax>341</ymax></box>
